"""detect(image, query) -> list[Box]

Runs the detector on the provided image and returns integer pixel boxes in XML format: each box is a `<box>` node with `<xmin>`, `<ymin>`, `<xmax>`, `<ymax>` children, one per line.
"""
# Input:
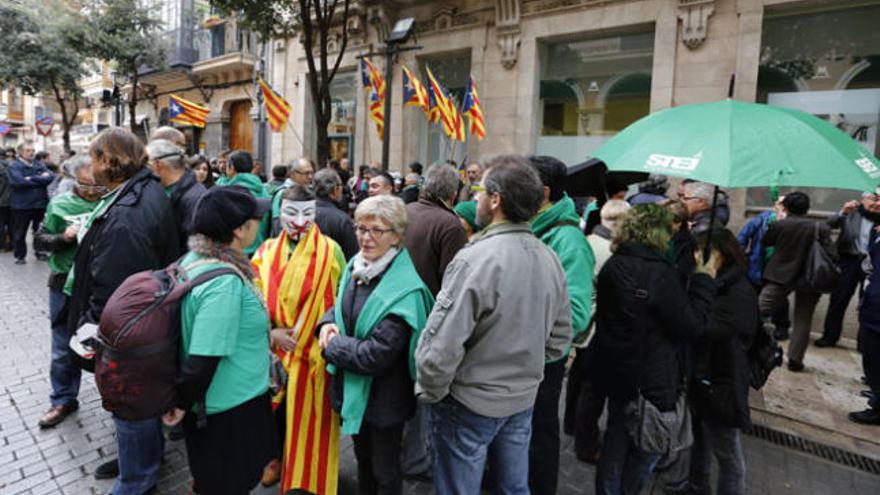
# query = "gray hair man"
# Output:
<box><xmin>415</xmin><ymin>155</ymin><xmax>571</xmax><ymax>494</ymax></box>
<box><xmin>313</xmin><ymin>168</ymin><xmax>358</xmax><ymax>259</ymax></box>
<box><xmin>146</xmin><ymin>139</ymin><xmax>206</xmax><ymax>253</ymax></box>
<box><xmin>7</xmin><ymin>140</ymin><xmax>54</xmax><ymax>263</ymax></box>
<box><xmin>680</xmin><ymin>179</ymin><xmax>729</xmax><ymax>233</ymax></box>
<box><xmin>400</xmin><ymin>163</ymin><xmax>469</xmax><ymax>479</ymax></box>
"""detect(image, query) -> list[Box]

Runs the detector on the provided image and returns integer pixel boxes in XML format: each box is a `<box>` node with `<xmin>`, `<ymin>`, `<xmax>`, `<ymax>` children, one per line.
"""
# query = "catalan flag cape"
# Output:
<box><xmin>425</xmin><ymin>67</ymin><xmax>465</xmax><ymax>142</ymax></box>
<box><xmin>463</xmin><ymin>77</ymin><xmax>486</xmax><ymax>140</ymax></box>
<box><xmin>402</xmin><ymin>65</ymin><xmax>430</xmax><ymax>117</ymax></box>
<box><xmin>258</xmin><ymin>76</ymin><xmax>292</xmax><ymax>132</ymax></box>
<box><xmin>168</xmin><ymin>94</ymin><xmax>209</xmax><ymax>128</ymax></box>
<box><xmin>327</xmin><ymin>250</ymin><xmax>434</xmax><ymax>435</ymax></box>
<box><xmin>252</xmin><ymin>226</ymin><xmax>346</xmax><ymax>495</ymax></box>
<box><xmin>360</xmin><ymin>58</ymin><xmax>385</xmax><ymax>139</ymax></box>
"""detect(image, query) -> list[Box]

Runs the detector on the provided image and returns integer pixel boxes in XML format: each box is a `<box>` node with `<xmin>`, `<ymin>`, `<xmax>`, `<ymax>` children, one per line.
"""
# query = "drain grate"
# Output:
<box><xmin>745</xmin><ymin>423</ymin><xmax>880</xmax><ymax>475</ymax></box>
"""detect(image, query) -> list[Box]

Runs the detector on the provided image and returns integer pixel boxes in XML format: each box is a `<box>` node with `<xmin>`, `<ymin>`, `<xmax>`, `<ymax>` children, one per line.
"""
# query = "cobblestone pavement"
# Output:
<box><xmin>1</xmin><ymin>248</ymin><xmax>879</xmax><ymax>495</ymax></box>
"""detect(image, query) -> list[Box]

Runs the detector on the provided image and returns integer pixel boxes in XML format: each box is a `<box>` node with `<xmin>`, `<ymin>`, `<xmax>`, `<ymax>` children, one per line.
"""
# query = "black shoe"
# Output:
<box><xmin>14</xmin><ymin>258</ymin><xmax>25</xmax><ymax>265</ymax></box>
<box><xmin>848</xmin><ymin>409</ymin><xmax>880</xmax><ymax>425</ymax></box>
<box><xmin>787</xmin><ymin>359</ymin><xmax>805</xmax><ymax>372</ymax></box>
<box><xmin>861</xmin><ymin>390</ymin><xmax>876</xmax><ymax>400</ymax></box>
<box><xmin>774</xmin><ymin>329</ymin><xmax>790</xmax><ymax>341</ymax></box>
<box><xmin>814</xmin><ymin>337</ymin><xmax>836</xmax><ymax>348</ymax></box>
<box><xmin>94</xmin><ymin>458</ymin><xmax>119</xmax><ymax>480</ymax></box>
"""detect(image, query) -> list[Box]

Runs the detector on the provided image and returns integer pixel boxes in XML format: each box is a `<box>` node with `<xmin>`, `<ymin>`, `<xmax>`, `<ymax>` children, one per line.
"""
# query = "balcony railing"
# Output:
<box><xmin>194</xmin><ymin>19</ymin><xmax>255</xmax><ymax>63</ymax></box>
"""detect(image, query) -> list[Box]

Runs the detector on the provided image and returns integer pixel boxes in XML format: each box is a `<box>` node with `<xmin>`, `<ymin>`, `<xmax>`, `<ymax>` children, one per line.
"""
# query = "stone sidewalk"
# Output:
<box><xmin>1</xmin><ymin>248</ymin><xmax>878</xmax><ymax>494</ymax></box>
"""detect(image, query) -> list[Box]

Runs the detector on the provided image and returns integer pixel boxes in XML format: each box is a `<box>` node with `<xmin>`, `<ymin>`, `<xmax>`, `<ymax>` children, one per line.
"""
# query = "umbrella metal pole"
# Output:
<box><xmin>704</xmin><ymin>185</ymin><xmax>720</xmax><ymax>263</ymax></box>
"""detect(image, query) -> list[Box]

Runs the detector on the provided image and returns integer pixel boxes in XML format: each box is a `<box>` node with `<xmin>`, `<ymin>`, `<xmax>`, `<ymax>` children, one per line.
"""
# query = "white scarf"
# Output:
<box><xmin>351</xmin><ymin>246</ymin><xmax>400</xmax><ymax>285</ymax></box>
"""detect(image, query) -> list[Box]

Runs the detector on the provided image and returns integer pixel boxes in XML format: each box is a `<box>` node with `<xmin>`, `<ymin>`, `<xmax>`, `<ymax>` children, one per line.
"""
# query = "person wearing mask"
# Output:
<box><xmin>398</xmin><ymin>173</ymin><xmax>421</xmax><ymax>204</ymax></box>
<box><xmin>316</xmin><ymin>195</ymin><xmax>434</xmax><ymax>495</ymax></box>
<box><xmin>737</xmin><ymin>196</ymin><xmax>791</xmax><ymax>340</ymax></box>
<box><xmin>7</xmin><ymin>141</ymin><xmax>54</xmax><ymax>264</ymax></box>
<box><xmin>191</xmin><ymin>156</ymin><xmax>215</xmax><ymax>189</ymax></box>
<box><xmin>685</xmin><ymin>229</ymin><xmax>757</xmax><ymax>495</ymax></box>
<box><xmin>527</xmin><ymin>155</ymin><xmax>595</xmax><ymax>495</ymax></box>
<box><xmin>627</xmin><ymin>174</ymin><xmax>670</xmax><ymax>205</ymax></box>
<box><xmin>368</xmin><ymin>170</ymin><xmax>394</xmax><ymax>197</ymax></box>
<box><xmin>250</xmin><ymin>184</ymin><xmax>346</xmax><ymax>491</ymax></box>
<box><xmin>457</xmin><ymin>163</ymin><xmax>484</xmax><ymax>202</ymax></box>
<box><xmin>760</xmin><ymin>192</ymin><xmax>836</xmax><ymax>372</ymax></box>
<box><xmin>146</xmin><ymin>139</ymin><xmax>206</xmax><ymax>255</ymax></box>
<box><xmin>313</xmin><ymin>168</ymin><xmax>359</xmax><ymax>259</ymax></box>
<box><xmin>416</xmin><ymin>156</ymin><xmax>572</xmax><ymax>494</ymax></box>
<box><xmin>160</xmin><ymin>186</ymin><xmax>277</xmax><ymax>495</ymax></box>
<box><xmin>400</xmin><ymin>164</ymin><xmax>468</xmax><ymax>480</ymax></box>
<box><xmin>851</xmin><ymin>215</ymin><xmax>880</xmax><ymax>426</ymax></box>
<box><xmin>66</xmin><ymin>128</ymin><xmax>179</xmax><ymax>492</ymax></box>
<box><xmin>453</xmin><ymin>201</ymin><xmax>481</xmax><ymax>239</ymax></box>
<box><xmin>593</xmin><ymin>204</ymin><xmax>718</xmax><ymax>495</ymax></box>
<box><xmin>220</xmin><ymin>150</ymin><xmax>269</xmax><ymax>256</ymax></box>
<box><xmin>270</xmin><ymin>157</ymin><xmax>316</xmax><ymax>236</ymax></box>
<box><xmin>816</xmin><ymin>193</ymin><xmax>880</xmax><ymax>348</ymax></box>
<box><xmin>565</xmin><ymin>199</ymin><xmax>630</xmax><ymax>462</ymax></box>
<box><xmin>34</xmin><ymin>155</ymin><xmax>103</xmax><ymax>429</ymax></box>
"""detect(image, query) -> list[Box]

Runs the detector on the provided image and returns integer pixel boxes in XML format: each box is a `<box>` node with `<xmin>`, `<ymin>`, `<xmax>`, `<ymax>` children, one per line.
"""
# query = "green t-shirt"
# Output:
<box><xmin>42</xmin><ymin>192</ymin><xmax>97</xmax><ymax>275</ymax></box>
<box><xmin>179</xmin><ymin>252</ymin><xmax>271</xmax><ymax>414</ymax></box>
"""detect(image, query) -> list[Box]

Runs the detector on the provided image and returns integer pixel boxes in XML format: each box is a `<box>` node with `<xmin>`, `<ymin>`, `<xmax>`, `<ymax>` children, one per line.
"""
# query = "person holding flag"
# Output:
<box><xmin>251</xmin><ymin>184</ymin><xmax>347</xmax><ymax>494</ymax></box>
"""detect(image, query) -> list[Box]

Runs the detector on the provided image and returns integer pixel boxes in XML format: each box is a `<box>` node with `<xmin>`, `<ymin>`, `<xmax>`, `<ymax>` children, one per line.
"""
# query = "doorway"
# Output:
<box><xmin>229</xmin><ymin>100</ymin><xmax>253</xmax><ymax>153</ymax></box>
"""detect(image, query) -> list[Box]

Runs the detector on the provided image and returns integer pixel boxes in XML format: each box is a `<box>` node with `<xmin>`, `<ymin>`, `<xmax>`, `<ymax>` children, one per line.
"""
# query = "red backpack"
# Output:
<box><xmin>95</xmin><ymin>260</ymin><xmax>238</xmax><ymax>420</ymax></box>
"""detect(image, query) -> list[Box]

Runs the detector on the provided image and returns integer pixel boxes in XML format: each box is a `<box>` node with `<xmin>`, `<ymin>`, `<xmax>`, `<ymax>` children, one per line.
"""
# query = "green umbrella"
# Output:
<box><xmin>592</xmin><ymin>99</ymin><xmax>880</xmax><ymax>192</ymax></box>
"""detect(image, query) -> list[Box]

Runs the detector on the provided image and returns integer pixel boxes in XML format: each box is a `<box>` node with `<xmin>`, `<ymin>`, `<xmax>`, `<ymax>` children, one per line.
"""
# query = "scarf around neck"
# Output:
<box><xmin>188</xmin><ymin>233</ymin><xmax>255</xmax><ymax>280</ymax></box>
<box><xmin>351</xmin><ymin>246</ymin><xmax>400</xmax><ymax>284</ymax></box>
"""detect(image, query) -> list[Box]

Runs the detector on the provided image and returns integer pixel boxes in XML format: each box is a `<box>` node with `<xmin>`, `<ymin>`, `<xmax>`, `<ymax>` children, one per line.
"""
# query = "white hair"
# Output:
<box><xmin>354</xmin><ymin>195</ymin><xmax>408</xmax><ymax>237</ymax></box>
<box><xmin>146</xmin><ymin>139</ymin><xmax>185</xmax><ymax>169</ymax></box>
<box><xmin>683</xmin><ymin>181</ymin><xmax>715</xmax><ymax>202</ymax></box>
<box><xmin>600</xmin><ymin>199</ymin><xmax>631</xmax><ymax>231</ymax></box>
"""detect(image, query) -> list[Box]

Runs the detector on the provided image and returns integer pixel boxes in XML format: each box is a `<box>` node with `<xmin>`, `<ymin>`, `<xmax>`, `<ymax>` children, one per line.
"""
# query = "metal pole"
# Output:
<box><xmin>256</xmin><ymin>41</ymin><xmax>267</xmax><ymax>166</ymax></box>
<box><xmin>380</xmin><ymin>44</ymin><xmax>396</xmax><ymax>171</ymax></box>
<box><xmin>703</xmin><ymin>185</ymin><xmax>720</xmax><ymax>263</ymax></box>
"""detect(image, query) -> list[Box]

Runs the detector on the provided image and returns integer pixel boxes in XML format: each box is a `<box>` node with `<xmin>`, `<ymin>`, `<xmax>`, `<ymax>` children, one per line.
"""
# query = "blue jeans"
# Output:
<box><xmin>112</xmin><ymin>416</ymin><xmax>164</xmax><ymax>495</ymax></box>
<box><xmin>431</xmin><ymin>396</ymin><xmax>532</xmax><ymax>495</ymax></box>
<box><xmin>49</xmin><ymin>288</ymin><xmax>80</xmax><ymax>407</ymax></box>
<box><xmin>596</xmin><ymin>399</ymin><xmax>663</xmax><ymax>495</ymax></box>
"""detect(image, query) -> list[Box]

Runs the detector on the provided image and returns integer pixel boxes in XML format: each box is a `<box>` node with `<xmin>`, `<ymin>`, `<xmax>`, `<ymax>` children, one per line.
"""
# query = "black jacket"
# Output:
<box><xmin>318</xmin><ymin>273</ymin><xmax>415</xmax><ymax>428</ymax></box>
<box><xmin>68</xmin><ymin>168</ymin><xmax>180</xmax><ymax>330</ymax></box>
<box><xmin>827</xmin><ymin>208</ymin><xmax>871</xmax><ymax>259</ymax></box>
<box><xmin>692</xmin><ymin>267</ymin><xmax>757</xmax><ymax>428</ymax></box>
<box><xmin>315</xmin><ymin>198</ymin><xmax>358</xmax><ymax>260</ymax></box>
<box><xmin>594</xmin><ymin>243</ymin><xmax>716</xmax><ymax>411</ymax></box>
<box><xmin>169</xmin><ymin>169</ymin><xmax>206</xmax><ymax>254</ymax></box>
<box><xmin>763</xmin><ymin>215</ymin><xmax>836</xmax><ymax>287</ymax></box>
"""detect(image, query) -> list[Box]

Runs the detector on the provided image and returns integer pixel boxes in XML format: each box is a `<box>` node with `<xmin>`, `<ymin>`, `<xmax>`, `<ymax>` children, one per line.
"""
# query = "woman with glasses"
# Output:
<box><xmin>316</xmin><ymin>195</ymin><xmax>434</xmax><ymax>495</ymax></box>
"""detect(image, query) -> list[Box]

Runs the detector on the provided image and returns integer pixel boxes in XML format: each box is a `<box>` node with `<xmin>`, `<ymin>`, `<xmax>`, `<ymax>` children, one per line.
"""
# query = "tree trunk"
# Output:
<box><xmin>128</xmin><ymin>67</ymin><xmax>138</xmax><ymax>134</ymax></box>
<box><xmin>52</xmin><ymin>85</ymin><xmax>71</xmax><ymax>154</ymax></box>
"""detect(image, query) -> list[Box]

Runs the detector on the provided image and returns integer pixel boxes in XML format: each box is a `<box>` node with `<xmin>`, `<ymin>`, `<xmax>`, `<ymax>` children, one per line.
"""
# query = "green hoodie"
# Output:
<box><xmin>530</xmin><ymin>194</ymin><xmax>595</xmax><ymax>361</ymax></box>
<box><xmin>222</xmin><ymin>173</ymin><xmax>269</xmax><ymax>256</ymax></box>
<box><xmin>43</xmin><ymin>192</ymin><xmax>98</xmax><ymax>275</ymax></box>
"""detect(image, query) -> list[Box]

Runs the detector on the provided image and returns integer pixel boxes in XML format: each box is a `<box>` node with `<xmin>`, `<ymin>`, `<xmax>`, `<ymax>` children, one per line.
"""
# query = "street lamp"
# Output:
<box><xmin>380</xmin><ymin>17</ymin><xmax>417</xmax><ymax>171</ymax></box>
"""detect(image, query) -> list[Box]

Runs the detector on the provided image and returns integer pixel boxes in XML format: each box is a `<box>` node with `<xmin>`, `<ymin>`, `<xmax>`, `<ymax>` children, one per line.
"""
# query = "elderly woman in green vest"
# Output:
<box><xmin>317</xmin><ymin>195</ymin><xmax>434</xmax><ymax>495</ymax></box>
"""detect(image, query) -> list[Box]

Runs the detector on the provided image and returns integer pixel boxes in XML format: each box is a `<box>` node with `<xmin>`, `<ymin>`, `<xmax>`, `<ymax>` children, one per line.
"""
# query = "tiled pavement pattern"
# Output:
<box><xmin>1</xmin><ymin>248</ymin><xmax>879</xmax><ymax>494</ymax></box>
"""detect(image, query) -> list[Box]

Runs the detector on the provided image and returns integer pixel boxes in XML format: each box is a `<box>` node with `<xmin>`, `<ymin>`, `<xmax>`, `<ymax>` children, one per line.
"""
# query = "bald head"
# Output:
<box><xmin>149</xmin><ymin>126</ymin><xmax>186</xmax><ymax>148</ymax></box>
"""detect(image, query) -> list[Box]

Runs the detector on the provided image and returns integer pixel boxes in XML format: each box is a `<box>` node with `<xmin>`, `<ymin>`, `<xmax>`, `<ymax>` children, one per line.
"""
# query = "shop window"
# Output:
<box><xmin>328</xmin><ymin>71</ymin><xmax>357</xmax><ymax>163</ymax></box>
<box><xmin>418</xmin><ymin>54</ymin><xmax>472</xmax><ymax>166</ymax></box>
<box><xmin>750</xmin><ymin>5</ymin><xmax>880</xmax><ymax>212</ymax></box>
<box><xmin>536</xmin><ymin>31</ymin><xmax>653</xmax><ymax>165</ymax></box>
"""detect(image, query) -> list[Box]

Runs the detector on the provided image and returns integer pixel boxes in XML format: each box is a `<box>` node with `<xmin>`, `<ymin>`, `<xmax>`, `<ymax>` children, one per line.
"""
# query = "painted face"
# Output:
<box><xmin>280</xmin><ymin>199</ymin><xmax>316</xmax><ymax>240</ymax></box>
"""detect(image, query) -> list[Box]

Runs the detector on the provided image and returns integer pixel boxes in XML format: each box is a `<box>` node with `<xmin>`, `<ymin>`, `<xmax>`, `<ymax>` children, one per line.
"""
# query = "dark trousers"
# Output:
<box><xmin>564</xmin><ymin>349</ymin><xmax>606</xmax><ymax>460</ymax></box>
<box><xmin>752</xmin><ymin>282</ymin><xmax>790</xmax><ymax>333</ymax></box>
<box><xmin>529</xmin><ymin>360</ymin><xmax>566</xmax><ymax>495</ymax></box>
<box><xmin>861</xmin><ymin>327</ymin><xmax>880</xmax><ymax>411</ymax></box>
<box><xmin>822</xmin><ymin>254</ymin><xmax>865</xmax><ymax>344</ymax></box>
<box><xmin>0</xmin><ymin>206</ymin><xmax>11</xmax><ymax>249</ymax></box>
<box><xmin>352</xmin><ymin>422</ymin><xmax>404</xmax><ymax>495</ymax></box>
<box><xmin>759</xmin><ymin>283</ymin><xmax>821</xmax><ymax>363</ymax></box>
<box><xmin>11</xmin><ymin>207</ymin><xmax>45</xmax><ymax>259</ymax></box>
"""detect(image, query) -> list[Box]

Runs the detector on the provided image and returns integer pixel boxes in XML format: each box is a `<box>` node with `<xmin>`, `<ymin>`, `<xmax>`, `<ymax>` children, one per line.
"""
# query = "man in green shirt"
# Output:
<box><xmin>34</xmin><ymin>155</ymin><xmax>103</xmax><ymax>428</ymax></box>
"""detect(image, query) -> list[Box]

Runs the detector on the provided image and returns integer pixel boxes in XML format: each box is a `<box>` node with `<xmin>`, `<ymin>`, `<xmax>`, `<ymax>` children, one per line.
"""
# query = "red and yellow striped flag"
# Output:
<box><xmin>252</xmin><ymin>226</ymin><xmax>346</xmax><ymax>495</ymax></box>
<box><xmin>463</xmin><ymin>77</ymin><xmax>486</xmax><ymax>140</ymax></box>
<box><xmin>168</xmin><ymin>94</ymin><xmax>209</xmax><ymax>128</ymax></box>
<box><xmin>425</xmin><ymin>67</ymin><xmax>465</xmax><ymax>142</ymax></box>
<box><xmin>258</xmin><ymin>76</ymin><xmax>292</xmax><ymax>132</ymax></box>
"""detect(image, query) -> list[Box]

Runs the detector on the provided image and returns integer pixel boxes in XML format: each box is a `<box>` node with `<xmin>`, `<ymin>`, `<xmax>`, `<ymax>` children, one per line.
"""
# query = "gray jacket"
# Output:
<box><xmin>415</xmin><ymin>222</ymin><xmax>572</xmax><ymax>418</ymax></box>
<box><xmin>827</xmin><ymin>208</ymin><xmax>869</xmax><ymax>258</ymax></box>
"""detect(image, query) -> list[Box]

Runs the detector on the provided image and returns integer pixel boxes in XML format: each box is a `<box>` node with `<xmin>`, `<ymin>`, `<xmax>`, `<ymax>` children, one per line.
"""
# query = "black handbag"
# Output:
<box><xmin>797</xmin><ymin>223</ymin><xmax>840</xmax><ymax>293</ymax></box>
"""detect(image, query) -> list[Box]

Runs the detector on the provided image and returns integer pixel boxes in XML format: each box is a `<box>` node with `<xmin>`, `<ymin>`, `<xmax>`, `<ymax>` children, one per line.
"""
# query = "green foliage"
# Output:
<box><xmin>81</xmin><ymin>0</ymin><xmax>166</xmax><ymax>77</ymax></box>
<box><xmin>210</xmin><ymin>0</ymin><xmax>300</xmax><ymax>41</ymax></box>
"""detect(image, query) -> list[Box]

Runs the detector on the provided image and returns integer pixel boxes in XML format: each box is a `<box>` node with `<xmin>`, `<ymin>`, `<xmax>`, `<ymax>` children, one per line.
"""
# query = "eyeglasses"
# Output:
<box><xmin>355</xmin><ymin>225</ymin><xmax>393</xmax><ymax>238</ymax></box>
<box><xmin>294</xmin><ymin>170</ymin><xmax>315</xmax><ymax>177</ymax></box>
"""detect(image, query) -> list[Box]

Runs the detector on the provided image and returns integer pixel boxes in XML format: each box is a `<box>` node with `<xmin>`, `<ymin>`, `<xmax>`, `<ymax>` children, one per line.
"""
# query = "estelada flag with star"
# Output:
<box><xmin>425</xmin><ymin>66</ymin><xmax>465</xmax><ymax>142</ymax></box>
<box><xmin>360</xmin><ymin>58</ymin><xmax>385</xmax><ymax>139</ymax></box>
<box><xmin>402</xmin><ymin>65</ymin><xmax>429</xmax><ymax>117</ymax></box>
<box><xmin>258</xmin><ymin>76</ymin><xmax>292</xmax><ymax>132</ymax></box>
<box><xmin>169</xmin><ymin>94</ymin><xmax>209</xmax><ymax>128</ymax></box>
<box><xmin>462</xmin><ymin>77</ymin><xmax>486</xmax><ymax>140</ymax></box>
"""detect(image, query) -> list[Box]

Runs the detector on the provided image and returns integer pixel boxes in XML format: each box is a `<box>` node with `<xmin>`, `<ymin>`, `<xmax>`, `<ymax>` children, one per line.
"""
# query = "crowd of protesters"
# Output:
<box><xmin>2</xmin><ymin>125</ymin><xmax>878</xmax><ymax>495</ymax></box>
